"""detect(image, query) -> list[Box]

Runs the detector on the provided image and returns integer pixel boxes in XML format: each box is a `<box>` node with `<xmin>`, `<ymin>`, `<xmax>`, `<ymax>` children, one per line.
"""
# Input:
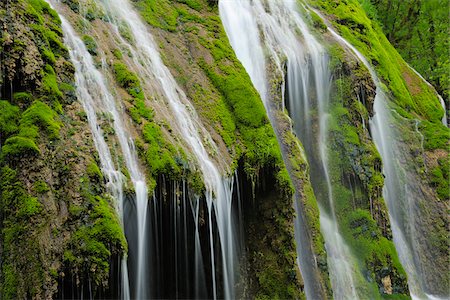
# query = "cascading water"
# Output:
<box><xmin>220</xmin><ymin>1</ymin><xmax>359</xmax><ymax>298</ymax></box>
<box><xmin>58</xmin><ymin>16</ymin><xmax>132</xmax><ymax>300</ymax></box>
<box><xmin>325</xmin><ymin>22</ymin><xmax>447</xmax><ymax>300</ymax></box>
<box><xmin>80</xmin><ymin>0</ymin><xmax>241</xmax><ymax>298</ymax></box>
<box><xmin>45</xmin><ymin>1</ymin><xmax>151</xmax><ymax>298</ymax></box>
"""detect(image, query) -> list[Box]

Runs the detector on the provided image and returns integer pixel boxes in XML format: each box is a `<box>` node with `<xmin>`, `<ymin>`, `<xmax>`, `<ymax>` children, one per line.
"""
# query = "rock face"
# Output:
<box><xmin>0</xmin><ymin>1</ymin><xmax>125</xmax><ymax>298</ymax></box>
<box><xmin>0</xmin><ymin>0</ymin><xmax>448</xmax><ymax>299</ymax></box>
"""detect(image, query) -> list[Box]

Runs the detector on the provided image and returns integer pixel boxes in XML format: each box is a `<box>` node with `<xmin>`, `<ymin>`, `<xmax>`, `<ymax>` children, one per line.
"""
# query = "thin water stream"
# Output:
<box><xmin>93</xmin><ymin>0</ymin><xmax>240</xmax><ymax>298</ymax></box>
<box><xmin>45</xmin><ymin>2</ymin><xmax>151</xmax><ymax>297</ymax></box>
<box><xmin>325</xmin><ymin>22</ymin><xmax>447</xmax><ymax>300</ymax></box>
<box><xmin>220</xmin><ymin>1</ymin><xmax>359</xmax><ymax>298</ymax></box>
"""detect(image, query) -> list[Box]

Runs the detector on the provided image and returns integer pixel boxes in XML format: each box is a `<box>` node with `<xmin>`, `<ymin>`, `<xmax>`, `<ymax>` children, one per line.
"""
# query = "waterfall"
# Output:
<box><xmin>60</xmin><ymin>17</ymin><xmax>132</xmax><ymax>300</ymax></box>
<box><xmin>56</xmin><ymin>0</ymin><xmax>241</xmax><ymax>298</ymax></box>
<box><xmin>220</xmin><ymin>1</ymin><xmax>360</xmax><ymax>298</ymax></box>
<box><xmin>325</xmin><ymin>22</ymin><xmax>447</xmax><ymax>300</ymax></box>
<box><xmin>44</xmin><ymin>0</ymin><xmax>154</xmax><ymax>298</ymax></box>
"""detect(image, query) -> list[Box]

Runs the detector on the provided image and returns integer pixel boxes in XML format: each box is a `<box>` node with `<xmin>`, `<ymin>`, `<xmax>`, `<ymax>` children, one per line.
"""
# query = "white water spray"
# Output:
<box><xmin>220</xmin><ymin>1</ymin><xmax>359</xmax><ymax>298</ymax></box>
<box><xmin>46</xmin><ymin>1</ymin><xmax>152</xmax><ymax>297</ymax></box>
<box><xmin>94</xmin><ymin>0</ymin><xmax>239</xmax><ymax>298</ymax></box>
<box><xmin>325</xmin><ymin>21</ymin><xmax>447</xmax><ymax>300</ymax></box>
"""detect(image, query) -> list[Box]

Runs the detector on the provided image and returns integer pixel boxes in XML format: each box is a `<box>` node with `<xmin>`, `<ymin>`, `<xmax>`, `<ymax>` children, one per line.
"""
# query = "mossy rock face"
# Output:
<box><xmin>309</xmin><ymin>0</ymin><xmax>449</xmax><ymax>295</ymax></box>
<box><xmin>0</xmin><ymin>0</ymin><xmax>126</xmax><ymax>298</ymax></box>
<box><xmin>127</xmin><ymin>0</ymin><xmax>302</xmax><ymax>298</ymax></box>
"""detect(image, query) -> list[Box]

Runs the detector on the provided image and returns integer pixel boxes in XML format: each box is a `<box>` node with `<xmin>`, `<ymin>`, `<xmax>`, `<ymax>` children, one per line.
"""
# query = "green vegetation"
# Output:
<box><xmin>1</xmin><ymin>0</ymin><xmax>127</xmax><ymax>297</ymax></box>
<box><xmin>136</xmin><ymin>0</ymin><xmax>179</xmax><ymax>32</ymax></box>
<box><xmin>0</xmin><ymin>167</ymin><xmax>44</xmax><ymax>298</ymax></box>
<box><xmin>363</xmin><ymin>0</ymin><xmax>449</xmax><ymax>100</ymax></box>
<box><xmin>309</xmin><ymin>0</ymin><xmax>444</xmax><ymax>123</ymax></box>
<box><xmin>20</xmin><ymin>100</ymin><xmax>61</xmax><ymax>140</ymax></box>
<box><xmin>82</xmin><ymin>34</ymin><xmax>98</xmax><ymax>55</ymax></box>
<box><xmin>0</xmin><ymin>100</ymin><xmax>20</xmax><ymax>142</ymax></box>
<box><xmin>142</xmin><ymin>123</ymin><xmax>183</xmax><ymax>178</ymax></box>
<box><xmin>112</xmin><ymin>59</ymin><xmax>187</xmax><ymax>190</ymax></box>
<box><xmin>64</xmin><ymin>194</ymin><xmax>126</xmax><ymax>286</ymax></box>
<box><xmin>430</xmin><ymin>157</ymin><xmax>450</xmax><ymax>201</ymax></box>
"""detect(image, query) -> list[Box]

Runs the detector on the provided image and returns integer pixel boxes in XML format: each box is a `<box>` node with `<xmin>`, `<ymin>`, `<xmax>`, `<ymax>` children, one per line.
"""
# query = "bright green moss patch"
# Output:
<box><xmin>430</xmin><ymin>157</ymin><xmax>450</xmax><ymax>201</ymax></box>
<box><xmin>65</xmin><ymin>195</ymin><xmax>127</xmax><ymax>286</ymax></box>
<box><xmin>419</xmin><ymin>120</ymin><xmax>450</xmax><ymax>151</ymax></box>
<box><xmin>309</xmin><ymin>0</ymin><xmax>444</xmax><ymax>123</ymax></box>
<box><xmin>82</xmin><ymin>34</ymin><xmax>97</xmax><ymax>55</ymax></box>
<box><xmin>135</xmin><ymin>0</ymin><xmax>179</xmax><ymax>32</ymax></box>
<box><xmin>19</xmin><ymin>100</ymin><xmax>61</xmax><ymax>140</ymax></box>
<box><xmin>13</xmin><ymin>92</ymin><xmax>33</xmax><ymax>105</ymax></box>
<box><xmin>178</xmin><ymin>0</ymin><xmax>202</xmax><ymax>11</ymax></box>
<box><xmin>0</xmin><ymin>100</ymin><xmax>20</xmax><ymax>141</ymax></box>
<box><xmin>142</xmin><ymin>123</ymin><xmax>183</xmax><ymax>177</ymax></box>
<box><xmin>1</xmin><ymin>136</ymin><xmax>40</xmax><ymax>159</ymax></box>
<box><xmin>113</xmin><ymin>62</ymin><xmax>144</xmax><ymax>99</ymax></box>
<box><xmin>87</xmin><ymin>160</ymin><xmax>103</xmax><ymax>182</ymax></box>
<box><xmin>341</xmin><ymin>209</ymin><xmax>408</xmax><ymax>294</ymax></box>
<box><xmin>41</xmin><ymin>64</ymin><xmax>64</xmax><ymax>102</ymax></box>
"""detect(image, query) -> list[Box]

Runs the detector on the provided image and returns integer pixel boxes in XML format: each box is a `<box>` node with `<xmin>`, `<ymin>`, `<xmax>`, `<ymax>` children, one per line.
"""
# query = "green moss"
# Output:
<box><xmin>1</xmin><ymin>136</ymin><xmax>40</xmax><ymax>159</ymax></box>
<box><xmin>41</xmin><ymin>64</ymin><xmax>64</xmax><ymax>102</ymax></box>
<box><xmin>419</xmin><ymin>120</ymin><xmax>450</xmax><ymax>150</ymax></box>
<box><xmin>19</xmin><ymin>100</ymin><xmax>61</xmax><ymax>140</ymax></box>
<box><xmin>135</xmin><ymin>0</ymin><xmax>179</xmax><ymax>32</ymax></box>
<box><xmin>33</xmin><ymin>180</ymin><xmax>50</xmax><ymax>194</ymax></box>
<box><xmin>430</xmin><ymin>157</ymin><xmax>450</xmax><ymax>201</ymax></box>
<box><xmin>142</xmin><ymin>123</ymin><xmax>183</xmax><ymax>177</ymax></box>
<box><xmin>0</xmin><ymin>100</ymin><xmax>20</xmax><ymax>141</ymax></box>
<box><xmin>82</xmin><ymin>34</ymin><xmax>97</xmax><ymax>55</ymax></box>
<box><xmin>87</xmin><ymin>160</ymin><xmax>103</xmax><ymax>182</ymax></box>
<box><xmin>177</xmin><ymin>0</ymin><xmax>202</xmax><ymax>11</ymax></box>
<box><xmin>13</xmin><ymin>92</ymin><xmax>33</xmax><ymax>104</ymax></box>
<box><xmin>309</xmin><ymin>10</ymin><xmax>327</xmax><ymax>31</ymax></box>
<box><xmin>112</xmin><ymin>48</ymin><xmax>123</xmax><ymax>59</ymax></box>
<box><xmin>65</xmin><ymin>195</ymin><xmax>127</xmax><ymax>285</ymax></box>
<box><xmin>112</xmin><ymin>62</ymin><xmax>144</xmax><ymax>99</ymax></box>
<box><xmin>309</xmin><ymin>0</ymin><xmax>444</xmax><ymax>124</ymax></box>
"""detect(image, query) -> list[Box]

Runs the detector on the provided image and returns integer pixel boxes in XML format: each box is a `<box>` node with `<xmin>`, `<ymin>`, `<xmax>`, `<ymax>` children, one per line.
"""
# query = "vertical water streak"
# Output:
<box><xmin>46</xmin><ymin>2</ymin><xmax>150</xmax><ymax>298</ymax></box>
<box><xmin>220</xmin><ymin>1</ymin><xmax>358</xmax><ymax>298</ymax></box>
<box><xmin>93</xmin><ymin>0</ymin><xmax>239</xmax><ymax>298</ymax></box>
<box><xmin>325</xmin><ymin>22</ymin><xmax>447</xmax><ymax>300</ymax></box>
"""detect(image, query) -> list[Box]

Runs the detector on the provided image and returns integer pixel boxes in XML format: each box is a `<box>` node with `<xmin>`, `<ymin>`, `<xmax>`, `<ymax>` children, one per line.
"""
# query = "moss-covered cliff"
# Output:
<box><xmin>309</xmin><ymin>0</ymin><xmax>449</xmax><ymax>296</ymax></box>
<box><xmin>0</xmin><ymin>0</ymin><xmax>447</xmax><ymax>299</ymax></box>
<box><xmin>0</xmin><ymin>0</ymin><xmax>126</xmax><ymax>298</ymax></box>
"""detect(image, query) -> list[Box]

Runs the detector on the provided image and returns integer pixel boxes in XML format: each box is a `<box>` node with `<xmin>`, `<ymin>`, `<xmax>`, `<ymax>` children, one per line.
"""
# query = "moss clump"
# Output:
<box><xmin>135</xmin><ymin>0</ymin><xmax>179</xmax><ymax>32</ymax></box>
<box><xmin>0</xmin><ymin>100</ymin><xmax>20</xmax><ymax>142</ymax></box>
<box><xmin>64</xmin><ymin>194</ymin><xmax>127</xmax><ymax>286</ymax></box>
<box><xmin>87</xmin><ymin>160</ymin><xmax>103</xmax><ymax>182</ymax></box>
<box><xmin>142</xmin><ymin>123</ymin><xmax>183</xmax><ymax>177</ymax></box>
<box><xmin>1</xmin><ymin>136</ymin><xmax>40</xmax><ymax>159</ymax></box>
<box><xmin>419</xmin><ymin>120</ymin><xmax>450</xmax><ymax>151</ymax></box>
<box><xmin>19</xmin><ymin>100</ymin><xmax>61</xmax><ymax>140</ymax></box>
<box><xmin>0</xmin><ymin>100</ymin><xmax>60</xmax><ymax>160</ymax></box>
<box><xmin>41</xmin><ymin>64</ymin><xmax>64</xmax><ymax>103</ymax></box>
<box><xmin>82</xmin><ymin>34</ymin><xmax>97</xmax><ymax>55</ymax></box>
<box><xmin>112</xmin><ymin>62</ymin><xmax>143</xmax><ymax>99</ymax></box>
<box><xmin>430</xmin><ymin>156</ymin><xmax>450</xmax><ymax>201</ymax></box>
<box><xmin>33</xmin><ymin>180</ymin><xmax>50</xmax><ymax>194</ymax></box>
